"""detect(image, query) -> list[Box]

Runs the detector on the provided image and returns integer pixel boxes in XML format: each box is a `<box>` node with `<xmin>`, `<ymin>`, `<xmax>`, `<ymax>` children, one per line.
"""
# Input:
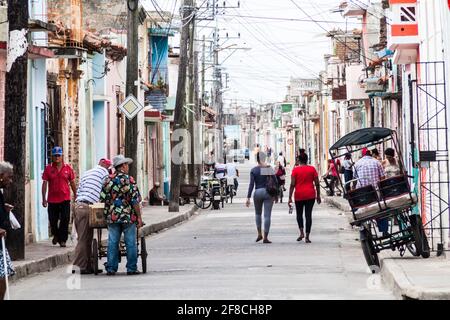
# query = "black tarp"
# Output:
<box><xmin>329</xmin><ymin>127</ymin><xmax>394</xmax><ymax>150</ymax></box>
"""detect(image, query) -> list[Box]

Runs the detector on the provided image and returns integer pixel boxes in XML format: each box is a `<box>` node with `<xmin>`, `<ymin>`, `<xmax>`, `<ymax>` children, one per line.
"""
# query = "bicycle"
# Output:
<box><xmin>320</xmin><ymin>175</ymin><xmax>343</xmax><ymax>196</ymax></box>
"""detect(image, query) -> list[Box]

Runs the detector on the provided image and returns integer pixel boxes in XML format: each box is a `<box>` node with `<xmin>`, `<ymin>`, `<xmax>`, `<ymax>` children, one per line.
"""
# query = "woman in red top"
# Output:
<box><xmin>288</xmin><ymin>152</ymin><xmax>321</xmax><ymax>243</ymax></box>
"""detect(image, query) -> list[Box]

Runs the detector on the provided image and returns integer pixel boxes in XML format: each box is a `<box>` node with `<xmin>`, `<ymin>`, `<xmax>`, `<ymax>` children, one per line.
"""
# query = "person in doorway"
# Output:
<box><xmin>0</xmin><ymin>162</ymin><xmax>15</xmax><ymax>300</ymax></box>
<box><xmin>100</xmin><ymin>155</ymin><xmax>143</xmax><ymax>276</ymax></box>
<box><xmin>246</xmin><ymin>152</ymin><xmax>278</xmax><ymax>244</ymax></box>
<box><xmin>149</xmin><ymin>182</ymin><xmax>169</xmax><ymax>206</ymax></box>
<box><xmin>42</xmin><ymin>146</ymin><xmax>77</xmax><ymax>248</ymax></box>
<box><xmin>72</xmin><ymin>158</ymin><xmax>112</xmax><ymax>274</ymax></box>
<box><xmin>225</xmin><ymin>159</ymin><xmax>239</xmax><ymax>192</ymax></box>
<box><xmin>288</xmin><ymin>152</ymin><xmax>321</xmax><ymax>243</ymax></box>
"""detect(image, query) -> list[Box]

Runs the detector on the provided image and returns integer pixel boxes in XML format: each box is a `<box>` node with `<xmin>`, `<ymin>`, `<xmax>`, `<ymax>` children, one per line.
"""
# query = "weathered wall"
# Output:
<box><xmin>82</xmin><ymin>0</ymin><xmax>127</xmax><ymax>32</ymax></box>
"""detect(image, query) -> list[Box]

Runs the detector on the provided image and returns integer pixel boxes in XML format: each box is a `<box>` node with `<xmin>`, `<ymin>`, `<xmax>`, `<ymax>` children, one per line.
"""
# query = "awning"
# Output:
<box><xmin>144</xmin><ymin>109</ymin><xmax>163</xmax><ymax>122</ymax></box>
<box><xmin>330</xmin><ymin>127</ymin><xmax>394</xmax><ymax>150</ymax></box>
<box><xmin>202</xmin><ymin>106</ymin><xmax>217</xmax><ymax>116</ymax></box>
<box><xmin>28</xmin><ymin>45</ymin><xmax>55</xmax><ymax>59</ymax></box>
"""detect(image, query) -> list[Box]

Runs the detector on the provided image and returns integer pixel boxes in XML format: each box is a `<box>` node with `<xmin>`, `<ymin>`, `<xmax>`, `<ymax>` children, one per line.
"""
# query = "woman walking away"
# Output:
<box><xmin>246</xmin><ymin>152</ymin><xmax>278</xmax><ymax>244</ymax></box>
<box><xmin>275</xmin><ymin>161</ymin><xmax>287</xmax><ymax>193</ymax></box>
<box><xmin>288</xmin><ymin>152</ymin><xmax>321</xmax><ymax>243</ymax></box>
<box><xmin>0</xmin><ymin>162</ymin><xmax>15</xmax><ymax>300</ymax></box>
<box><xmin>343</xmin><ymin>153</ymin><xmax>353</xmax><ymax>193</ymax></box>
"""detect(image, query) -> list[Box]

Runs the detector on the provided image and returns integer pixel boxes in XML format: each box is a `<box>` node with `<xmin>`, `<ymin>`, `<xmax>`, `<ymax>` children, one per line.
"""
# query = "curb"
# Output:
<box><xmin>381</xmin><ymin>258</ymin><xmax>450</xmax><ymax>300</ymax></box>
<box><xmin>139</xmin><ymin>205</ymin><xmax>198</xmax><ymax>237</ymax></box>
<box><xmin>10</xmin><ymin>205</ymin><xmax>198</xmax><ymax>283</ymax></box>
<box><xmin>325</xmin><ymin>196</ymin><xmax>450</xmax><ymax>300</ymax></box>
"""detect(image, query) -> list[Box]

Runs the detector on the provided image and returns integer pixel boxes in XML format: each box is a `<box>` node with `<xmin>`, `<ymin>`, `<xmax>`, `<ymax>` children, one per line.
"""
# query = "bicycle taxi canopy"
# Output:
<box><xmin>329</xmin><ymin>127</ymin><xmax>394</xmax><ymax>151</ymax></box>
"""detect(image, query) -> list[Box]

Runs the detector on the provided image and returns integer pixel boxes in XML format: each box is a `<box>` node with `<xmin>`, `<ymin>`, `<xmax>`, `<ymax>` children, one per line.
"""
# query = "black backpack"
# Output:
<box><xmin>266</xmin><ymin>174</ymin><xmax>278</xmax><ymax>197</ymax></box>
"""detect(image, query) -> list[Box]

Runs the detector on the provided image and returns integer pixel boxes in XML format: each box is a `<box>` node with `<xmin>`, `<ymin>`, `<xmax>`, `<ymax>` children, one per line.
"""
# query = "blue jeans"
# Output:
<box><xmin>106</xmin><ymin>223</ymin><xmax>138</xmax><ymax>273</ymax></box>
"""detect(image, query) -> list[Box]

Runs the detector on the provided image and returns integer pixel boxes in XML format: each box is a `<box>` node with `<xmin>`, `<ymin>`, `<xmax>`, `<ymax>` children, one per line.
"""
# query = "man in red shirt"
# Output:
<box><xmin>42</xmin><ymin>146</ymin><xmax>77</xmax><ymax>247</ymax></box>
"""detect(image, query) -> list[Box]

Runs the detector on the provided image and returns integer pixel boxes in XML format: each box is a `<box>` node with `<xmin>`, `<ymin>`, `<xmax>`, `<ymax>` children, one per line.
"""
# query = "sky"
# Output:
<box><xmin>143</xmin><ymin>0</ymin><xmax>358</xmax><ymax>105</ymax></box>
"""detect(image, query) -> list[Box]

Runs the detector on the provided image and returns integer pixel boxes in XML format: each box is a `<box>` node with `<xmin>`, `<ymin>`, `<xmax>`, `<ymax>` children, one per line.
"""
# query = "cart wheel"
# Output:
<box><xmin>140</xmin><ymin>237</ymin><xmax>147</xmax><ymax>274</ymax></box>
<box><xmin>360</xmin><ymin>228</ymin><xmax>380</xmax><ymax>270</ymax></box>
<box><xmin>92</xmin><ymin>239</ymin><xmax>99</xmax><ymax>275</ymax></box>
<box><xmin>212</xmin><ymin>200</ymin><xmax>220</xmax><ymax>210</ymax></box>
<box><xmin>410</xmin><ymin>215</ymin><xmax>430</xmax><ymax>258</ymax></box>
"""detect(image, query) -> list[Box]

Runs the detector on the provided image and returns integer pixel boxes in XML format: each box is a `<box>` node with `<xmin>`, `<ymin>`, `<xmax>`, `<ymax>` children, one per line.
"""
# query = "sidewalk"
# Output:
<box><xmin>10</xmin><ymin>204</ymin><xmax>198</xmax><ymax>283</ymax></box>
<box><xmin>324</xmin><ymin>195</ymin><xmax>450</xmax><ymax>300</ymax></box>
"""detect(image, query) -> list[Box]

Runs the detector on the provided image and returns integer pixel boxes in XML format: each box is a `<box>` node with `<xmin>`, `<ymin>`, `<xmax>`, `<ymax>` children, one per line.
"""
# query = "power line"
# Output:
<box><xmin>289</xmin><ymin>0</ymin><xmax>379</xmax><ymax>64</ymax></box>
<box><xmin>234</xmin><ymin>5</ymin><xmax>327</xmax><ymax>85</ymax></box>
<box><xmin>220</xmin><ymin>13</ymin><xmax>380</xmax><ymax>25</ymax></box>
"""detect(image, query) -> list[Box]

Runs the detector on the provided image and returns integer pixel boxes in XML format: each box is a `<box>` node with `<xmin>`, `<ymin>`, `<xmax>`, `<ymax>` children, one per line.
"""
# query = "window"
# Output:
<box><xmin>400</xmin><ymin>6</ymin><xmax>416</xmax><ymax>22</ymax></box>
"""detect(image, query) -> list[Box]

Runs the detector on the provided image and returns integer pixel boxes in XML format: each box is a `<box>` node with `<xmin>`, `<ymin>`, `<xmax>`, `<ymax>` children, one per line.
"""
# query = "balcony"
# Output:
<box><xmin>332</xmin><ymin>85</ymin><xmax>347</xmax><ymax>101</ymax></box>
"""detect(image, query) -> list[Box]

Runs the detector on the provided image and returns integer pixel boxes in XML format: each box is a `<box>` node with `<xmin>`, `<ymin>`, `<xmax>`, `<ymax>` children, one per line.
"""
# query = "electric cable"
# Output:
<box><xmin>289</xmin><ymin>0</ymin><xmax>379</xmax><ymax>64</ymax></box>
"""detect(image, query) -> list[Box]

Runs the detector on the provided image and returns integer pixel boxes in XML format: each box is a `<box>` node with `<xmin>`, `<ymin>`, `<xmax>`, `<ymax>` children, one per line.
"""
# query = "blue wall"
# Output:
<box><xmin>93</xmin><ymin>101</ymin><xmax>106</xmax><ymax>163</ymax></box>
<box><xmin>150</xmin><ymin>35</ymin><xmax>169</xmax><ymax>85</ymax></box>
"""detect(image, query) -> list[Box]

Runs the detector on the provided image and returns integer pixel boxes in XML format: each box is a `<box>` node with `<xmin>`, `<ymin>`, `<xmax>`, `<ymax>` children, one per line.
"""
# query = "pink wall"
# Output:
<box><xmin>0</xmin><ymin>53</ymin><xmax>6</xmax><ymax>161</ymax></box>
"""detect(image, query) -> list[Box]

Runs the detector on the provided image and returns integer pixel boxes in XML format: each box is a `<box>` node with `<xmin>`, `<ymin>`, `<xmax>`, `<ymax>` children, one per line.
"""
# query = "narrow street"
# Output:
<box><xmin>10</xmin><ymin>160</ymin><xmax>394</xmax><ymax>300</ymax></box>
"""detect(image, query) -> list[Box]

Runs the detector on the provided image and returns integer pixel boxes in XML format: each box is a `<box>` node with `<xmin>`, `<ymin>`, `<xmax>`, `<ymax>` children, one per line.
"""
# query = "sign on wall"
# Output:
<box><xmin>118</xmin><ymin>95</ymin><xmax>144</xmax><ymax>120</ymax></box>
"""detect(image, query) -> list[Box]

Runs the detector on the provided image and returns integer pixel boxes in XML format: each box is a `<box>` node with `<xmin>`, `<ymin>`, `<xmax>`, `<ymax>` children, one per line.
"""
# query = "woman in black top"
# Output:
<box><xmin>246</xmin><ymin>152</ymin><xmax>278</xmax><ymax>243</ymax></box>
<box><xmin>0</xmin><ymin>161</ymin><xmax>15</xmax><ymax>300</ymax></box>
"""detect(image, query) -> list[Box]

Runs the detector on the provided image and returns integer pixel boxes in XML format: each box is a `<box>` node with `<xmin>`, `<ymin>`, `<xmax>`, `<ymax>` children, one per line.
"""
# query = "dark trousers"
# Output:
<box><xmin>295</xmin><ymin>199</ymin><xmax>315</xmax><ymax>233</ymax></box>
<box><xmin>344</xmin><ymin>170</ymin><xmax>353</xmax><ymax>192</ymax></box>
<box><xmin>48</xmin><ymin>200</ymin><xmax>71</xmax><ymax>243</ymax></box>
<box><xmin>324</xmin><ymin>175</ymin><xmax>337</xmax><ymax>195</ymax></box>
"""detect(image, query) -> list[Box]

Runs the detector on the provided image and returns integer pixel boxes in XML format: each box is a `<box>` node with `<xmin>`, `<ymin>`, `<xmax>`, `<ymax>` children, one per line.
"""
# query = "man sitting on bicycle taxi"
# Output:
<box><xmin>213</xmin><ymin>162</ymin><xmax>228</xmax><ymax>189</ymax></box>
<box><xmin>352</xmin><ymin>149</ymin><xmax>388</xmax><ymax>235</ymax></box>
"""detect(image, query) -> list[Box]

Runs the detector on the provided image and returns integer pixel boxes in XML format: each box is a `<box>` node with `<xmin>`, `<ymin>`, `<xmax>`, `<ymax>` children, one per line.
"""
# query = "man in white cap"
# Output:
<box><xmin>100</xmin><ymin>155</ymin><xmax>143</xmax><ymax>275</ymax></box>
<box><xmin>72</xmin><ymin>158</ymin><xmax>112</xmax><ymax>274</ymax></box>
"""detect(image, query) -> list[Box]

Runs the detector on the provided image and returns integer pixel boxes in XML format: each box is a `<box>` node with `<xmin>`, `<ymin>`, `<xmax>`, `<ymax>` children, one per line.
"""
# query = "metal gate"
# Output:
<box><xmin>413</xmin><ymin>61</ymin><xmax>449</xmax><ymax>255</ymax></box>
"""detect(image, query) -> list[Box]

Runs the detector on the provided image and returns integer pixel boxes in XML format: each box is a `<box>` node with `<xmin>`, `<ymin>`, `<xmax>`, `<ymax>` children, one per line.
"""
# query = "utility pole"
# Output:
<box><xmin>188</xmin><ymin>7</ymin><xmax>196</xmax><ymax>185</ymax></box>
<box><xmin>125</xmin><ymin>0</ymin><xmax>139</xmax><ymax>179</ymax></box>
<box><xmin>194</xmin><ymin>50</ymin><xmax>202</xmax><ymax>183</ymax></box>
<box><xmin>169</xmin><ymin>0</ymin><xmax>194</xmax><ymax>212</ymax></box>
<box><xmin>4</xmin><ymin>0</ymin><xmax>29</xmax><ymax>260</ymax></box>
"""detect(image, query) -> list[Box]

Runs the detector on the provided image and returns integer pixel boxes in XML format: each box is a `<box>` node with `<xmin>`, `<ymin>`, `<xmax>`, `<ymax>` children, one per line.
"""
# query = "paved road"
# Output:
<box><xmin>10</xmin><ymin>160</ymin><xmax>394</xmax><ymax>299</ymax></box>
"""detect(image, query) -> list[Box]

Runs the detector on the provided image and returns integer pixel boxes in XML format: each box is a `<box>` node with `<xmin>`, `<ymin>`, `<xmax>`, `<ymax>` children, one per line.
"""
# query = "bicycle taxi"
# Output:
<box><xmin>329</xmin><ymin>127</ymin><xmax>430</xmax><ymax>269</ymax></box>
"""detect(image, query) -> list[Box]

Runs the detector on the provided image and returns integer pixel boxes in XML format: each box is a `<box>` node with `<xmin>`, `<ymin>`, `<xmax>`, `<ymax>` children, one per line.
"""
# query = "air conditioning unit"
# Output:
<box><xmin>365</xmin><ymin>78</ymin><xmax>385</xmax><ymax>93</ymax></box>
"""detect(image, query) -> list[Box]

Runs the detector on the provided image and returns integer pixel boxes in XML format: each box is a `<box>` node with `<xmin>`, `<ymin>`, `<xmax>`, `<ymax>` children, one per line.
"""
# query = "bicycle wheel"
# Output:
<box><xmin>195</xmin><ymin>190</ymin><xmax>211</xmax><ymax>209</ymax></box>
<box><xmin>360</xmin><ymin>228</ymin><xmax>380</xmax><ymax>269</ymax></box>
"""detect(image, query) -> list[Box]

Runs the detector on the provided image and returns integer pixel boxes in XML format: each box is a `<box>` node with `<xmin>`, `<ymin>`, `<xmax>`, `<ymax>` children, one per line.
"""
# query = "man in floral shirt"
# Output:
<box><xmin>100</xmin><ymin>155</ymin><xmax>143</xmax><ymax>275</ymax></box>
